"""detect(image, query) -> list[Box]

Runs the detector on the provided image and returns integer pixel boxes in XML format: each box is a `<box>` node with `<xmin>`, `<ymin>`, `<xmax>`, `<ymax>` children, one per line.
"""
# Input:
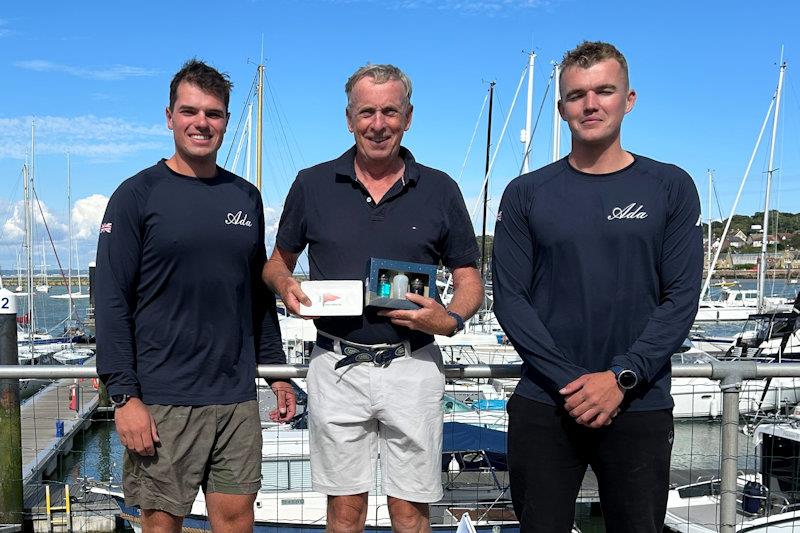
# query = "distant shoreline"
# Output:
<box><xmin>704</xmin><ymin>270</ymin><xmax>798</xmax><ymax>280</ymax></box>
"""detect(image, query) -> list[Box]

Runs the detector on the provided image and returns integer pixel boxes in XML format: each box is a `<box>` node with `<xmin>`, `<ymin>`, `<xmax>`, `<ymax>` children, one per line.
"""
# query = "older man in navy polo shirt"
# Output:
<box><xmin>264</xmin><ymin>64</ymin><xmax>483</xmax><ymax>533</ymax></box>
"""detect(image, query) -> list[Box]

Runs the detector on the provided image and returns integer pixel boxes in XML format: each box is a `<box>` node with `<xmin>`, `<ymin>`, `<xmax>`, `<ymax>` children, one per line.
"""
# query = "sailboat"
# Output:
<box><xmin>48</xmin><ymin>153</ymin><xmax>93</xmax><ymax>364</ymax></box>
<box><xmin>35</xmin><ymin>240</ymin><xmax>49</xmax><ymax>293</ymax></box>
<box><xmin>53</xmin><ymin>153</ymin><xmax>89</xmax><ymax>301</ymax></box>
<box><xmin>13</xmin><ymin>249</ymin><xmax>28</xmax><ymax>297</ymax></box>
<box><xmin>696</xmin><ymin>57</ymin><xmax>795</xmax><ymax>321</ymax></box>
<box><xmin>16</xmin><ymin>123</ymin><xmax>73</xmax><ymax>366</ymax></box>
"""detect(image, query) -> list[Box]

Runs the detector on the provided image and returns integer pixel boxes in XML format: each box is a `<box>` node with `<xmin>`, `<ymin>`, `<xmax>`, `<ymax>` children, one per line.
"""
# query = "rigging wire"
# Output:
<box><xmin>31</xmin><ymin>188</ymin><xmax>82</xmax><ymax>323</ymax></box>
<box><xmin>0</xmin><ymin>167</ymin><xmax>25</xmax><ymax>245</ymax></box>
<box><xmin>454</xmin><ymin>92</ymin><xmax>489</xmax><ymax>187</ymax></box>
<box><xmin>223</xmin><ymin>73</ymin><xmax>258</xmax><ymax>169</ymax></box>
<box><xmin>493</xmin><ymin>89</ymin><xmax>522</xmax><ymax>172</ymax></box>
<box><xmin>519</xmin><ymin>69</ymin><xmax>553</xmax><ymax>176</ymax></box>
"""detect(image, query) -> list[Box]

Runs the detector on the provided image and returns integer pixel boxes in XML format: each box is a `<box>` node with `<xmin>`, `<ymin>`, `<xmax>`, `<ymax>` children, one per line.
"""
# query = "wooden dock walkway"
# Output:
<box><xmin>20</xmin><ymin>357</ymin><xmax>101</xmax><ymax>487</ymax></box>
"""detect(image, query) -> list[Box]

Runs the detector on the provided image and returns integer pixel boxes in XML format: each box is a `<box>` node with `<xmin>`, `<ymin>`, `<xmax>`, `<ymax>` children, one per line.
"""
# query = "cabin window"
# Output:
<box><xmin>761</xmin><ymin>434</ymin><xmax>800</xmax><ymax>501</ymax></box>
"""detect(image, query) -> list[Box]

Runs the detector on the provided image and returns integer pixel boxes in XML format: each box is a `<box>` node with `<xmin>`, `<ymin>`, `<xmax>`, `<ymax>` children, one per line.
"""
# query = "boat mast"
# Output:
<box><xmin>67</xmin><ymin>152</ymin><xmax>73</xmax><ymax>321</ymax></box>
<box><xmin>521</xmin><ymin>51</ymin><xmax>536</xmax><ymax>173</ymax></box>
<box><xmin>707</xmin><ymin>169</ymin><xmax>714</xmax><ymax>273</ymax></box>
<box><xmin>551</xmin><ymin>63</ymin><xmax>562</xmax><ymax>162</ymax></box>
<box><xmin>255</xmin><ymin>55</ymin><xmax>264</xmax><ymax>192</ymax></box>
<box><xmin>16</xmin><ymin>250</ymin><xmax>22</xmax><ymax>290</ymax></box>
<box><xmin>23</xmin><ymin>163</ymin><xmax>34</xmax><ymax>340</ymax></box>
<box><xmin>246</xmin><ymin>103</ymin><xmax>253</xmax><ymax>183</ymax></box>
<box><xmin>757</xmin><ymin>56</ymin><xmax>786</xmax><ymax>313</ymax></box>
<box><xmin>480</xmin><ymin>81</ymin><xmax>495</xmax><ymax>284</ymax></box>
<box><xmin>27</xmin><ymin>121</ymin><xmax>36</xmax><ymax>335</ymax></box>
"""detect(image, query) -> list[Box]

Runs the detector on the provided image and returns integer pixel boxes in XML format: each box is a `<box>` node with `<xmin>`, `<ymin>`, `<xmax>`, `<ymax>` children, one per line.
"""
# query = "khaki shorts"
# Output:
<box><xmin>307</xmin><ymin>343</ymin><xmax>445</xmax><ymax>503</ymax></box>
<box><xmin>123</xmin><ymin>400</ymin><xmax>262</xmax><ymax>516</ymax></box>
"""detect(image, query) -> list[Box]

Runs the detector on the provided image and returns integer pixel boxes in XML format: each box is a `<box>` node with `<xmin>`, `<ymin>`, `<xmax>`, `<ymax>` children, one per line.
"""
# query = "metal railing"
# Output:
<box><xmin>4</xmin><ymin>361</ymin><xmax>800</xmax><ymax>532</ymax></box>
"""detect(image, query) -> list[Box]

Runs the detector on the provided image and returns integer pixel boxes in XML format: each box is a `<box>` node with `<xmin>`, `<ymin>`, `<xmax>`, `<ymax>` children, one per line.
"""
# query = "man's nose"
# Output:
<box><xmin>370</xmin><ymin>111</ymin><xmax>386</xmax><ymax>130</ymax></box>
<box><xmin>583</xmin><ymin>92</ymin><xmax>599</xmax><ymax>112</ymax></box>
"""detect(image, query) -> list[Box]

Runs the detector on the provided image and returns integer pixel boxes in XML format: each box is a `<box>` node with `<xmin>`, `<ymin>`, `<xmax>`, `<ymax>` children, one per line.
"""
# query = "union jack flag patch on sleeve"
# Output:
<box><xmin>99</xmin><ymin>222</ymin><xmax>113</xmax><ymax>234</ymax></box>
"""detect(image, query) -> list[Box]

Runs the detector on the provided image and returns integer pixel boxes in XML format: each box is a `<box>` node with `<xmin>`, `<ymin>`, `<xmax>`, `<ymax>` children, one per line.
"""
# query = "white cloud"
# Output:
<box><xmin>0</xmin><ymin>115</ymin><xmax>170</xmax><ymax>161</ymax></box>
<box><xmin>73</xmin><ymin>194</ymin><xmax>109</xmax><ymax>241</ymax></box>
<box><xmin>264</xmin><ymin>206</ymin><xmax>280</xmax><ymax>252</ymax></box>
<box><xmin>0</xmin><ymin>199</ymin><xmax>68</xmax><ymax>245</ymax></box>
<box><xmin>14</xmin><ymin>60</ymin><xmax>160</xmax><ymax>80</ymax></box>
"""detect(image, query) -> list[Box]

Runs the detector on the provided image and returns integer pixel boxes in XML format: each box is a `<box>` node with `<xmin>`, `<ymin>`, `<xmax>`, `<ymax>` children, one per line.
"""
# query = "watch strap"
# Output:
<box><xmin>446</xmin><ymin>310</ymin><xmax>465</xmax><ymax>337</ymax></box>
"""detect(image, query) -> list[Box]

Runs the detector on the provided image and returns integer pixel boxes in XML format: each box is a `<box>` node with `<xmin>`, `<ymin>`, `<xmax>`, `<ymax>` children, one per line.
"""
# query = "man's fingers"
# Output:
<box><xmin>150</xmin><ymin>416</ymin><xmax>160</xmax><ymax>443</ymax></box>
<box><xmin>378</xmin><ymin>309</ymin><xmax>416</xmax><ymax>320</ymax></box>
<box><xmin>559</xmin><ymin>376</ymin><xmax>587</xmax><ymax>395</ymax></box>
<box><xmin>388</xmin><ymin>318</ymin><xmax>416</xmax><ymax>329</ymax></box>
<box><xmin>276</xmin><ymin>389</ymin><xmax>287</xmax><ymax>415</ymax></box>
<box><xmin>288</xmin><ymin>284</ymin><xmax>312</xmax><ymax>306</ymax></box>
<box><xmin>588</xmin><ymin>413</ymin><xmax>610</xmax><ymax>429</ymax></box>
<box><xmin>403</xmin><ymin>293</ymin><xmax>433</xmax><ymax>306</ymax></box>
<box><xmin>576</xmin><ymin>408</ymin><xmax>600</xmax><ymax>426</ymax></box>
<box><xmin>285</xmin><ymin>397</ymin><xmax>297</xmax><ymax>420</ymax></box>
<box><xmin>568</xmin><ymin>403</ymin><xmax>591</xmax><ymax>420</ymax></box>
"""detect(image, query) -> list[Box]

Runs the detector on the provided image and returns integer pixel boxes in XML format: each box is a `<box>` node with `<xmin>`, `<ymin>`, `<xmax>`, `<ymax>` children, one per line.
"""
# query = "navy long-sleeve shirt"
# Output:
<box><xmin>492</xmin><ymin>155</ymin><xmax>702</xmax><ymax>411</ymax></box>
<box><xmin>95</xmin><ymin>160</ymin><xmax>284</xmax><ymax>406</ymax></box>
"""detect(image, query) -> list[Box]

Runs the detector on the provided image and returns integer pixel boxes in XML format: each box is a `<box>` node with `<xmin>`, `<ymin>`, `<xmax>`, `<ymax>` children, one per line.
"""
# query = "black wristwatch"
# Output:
<box><xmin>610</xmin><ymin>365</ymin><xmax>638</xmax><ymax>390</ymax></box>
<box><xmin>446</xmin><ymin>310</ymin><xmax>465</xmax><ymax>337</ymax></box>
<box><xmin>110</xmin><ymin>394</ymin><xmax>132</xmax><ymax>408</ymax></box>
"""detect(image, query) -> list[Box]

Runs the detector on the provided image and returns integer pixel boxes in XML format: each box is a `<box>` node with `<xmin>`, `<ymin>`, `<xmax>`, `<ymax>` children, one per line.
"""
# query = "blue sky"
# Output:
<box><xmin>1</xmin><ymin>0</ymin><xmax>800</xmax><ymax>272</ymax></box>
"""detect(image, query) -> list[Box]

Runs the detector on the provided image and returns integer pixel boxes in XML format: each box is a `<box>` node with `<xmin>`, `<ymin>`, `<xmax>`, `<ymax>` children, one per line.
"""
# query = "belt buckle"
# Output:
<box><xmin>374</xmin><ymin>343</ymin><xmax>406</xmax><ymax>365</ymax></box>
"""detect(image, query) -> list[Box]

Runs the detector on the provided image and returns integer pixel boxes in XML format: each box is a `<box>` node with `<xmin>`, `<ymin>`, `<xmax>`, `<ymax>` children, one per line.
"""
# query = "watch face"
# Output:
<box><xmin>618</xmin><ymin>370</ymin><xmax>638</xmax><ymax>389</ymax></box>
<box><xmin>110</xmin><ymin>394</ymin><xmax>129</xmax><ymax>406</ymax></box>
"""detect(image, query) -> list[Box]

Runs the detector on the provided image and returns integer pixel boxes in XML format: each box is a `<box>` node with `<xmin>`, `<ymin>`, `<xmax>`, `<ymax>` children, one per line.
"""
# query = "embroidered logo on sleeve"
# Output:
<box><xmin>607</xmin><ymin>203</ymin><xmax>647</xmax><ymax>221</ymax></box>
<box><xmin>496</xmin><ymin>210</ymin><xmax>503</xmax><ymax>222</ymax></box>
<box><xmin>99</xmin><ymin>222</ymin><xmax>113</xmax><ymax>234</ymax></box>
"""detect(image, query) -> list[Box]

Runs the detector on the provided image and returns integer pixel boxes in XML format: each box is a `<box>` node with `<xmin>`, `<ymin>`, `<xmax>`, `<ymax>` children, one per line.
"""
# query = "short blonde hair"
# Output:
<box><xmin>560</xmin><ymin>41</ymin><xmax>629</xmax><ymax>88</ymax></box>
<box><xmin>345</xmin><ymin>64</ymin><xmax>412</xmax><ymax>113</ymax></box>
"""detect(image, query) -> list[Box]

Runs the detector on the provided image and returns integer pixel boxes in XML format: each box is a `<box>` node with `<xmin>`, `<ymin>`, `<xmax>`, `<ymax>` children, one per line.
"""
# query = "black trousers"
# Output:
<box><xmin>507</xmin><ymin>394</ymin><xmax>673</xmax><ymax>533</ymax></box>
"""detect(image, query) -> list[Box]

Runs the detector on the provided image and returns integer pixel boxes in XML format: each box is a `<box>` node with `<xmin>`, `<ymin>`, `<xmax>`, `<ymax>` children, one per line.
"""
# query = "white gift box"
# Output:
<box><xmin>298</xmin><ymin>280</ymin><xmax>364</xmax><ymax>316</ymax></box>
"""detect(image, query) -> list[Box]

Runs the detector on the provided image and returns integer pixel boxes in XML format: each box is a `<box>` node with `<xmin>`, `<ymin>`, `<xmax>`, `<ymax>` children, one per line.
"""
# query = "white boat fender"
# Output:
<box><xmin>455</xmin><ymin>512</ymin><xmax>477</xmax><ymax>533</ymax></box>
<box><xmin>448</xmin><ymin>453</ymin><xmax>461</xmax><ymax>473</ymax></box>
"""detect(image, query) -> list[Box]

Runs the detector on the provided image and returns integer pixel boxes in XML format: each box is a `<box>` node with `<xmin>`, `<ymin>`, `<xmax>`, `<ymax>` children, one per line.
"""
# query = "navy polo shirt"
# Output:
<box><xmin>276</xmin><ymin>145</ymin><xmax>480</xmax><ymax>345</ymax></box>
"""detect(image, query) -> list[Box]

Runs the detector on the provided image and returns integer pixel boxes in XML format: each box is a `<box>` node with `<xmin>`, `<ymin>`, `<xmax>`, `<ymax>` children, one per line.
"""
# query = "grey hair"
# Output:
<box><xmin>345</xmin><ymin>64</ymin><xmax>413</xmax><ymax>113</ymax></box>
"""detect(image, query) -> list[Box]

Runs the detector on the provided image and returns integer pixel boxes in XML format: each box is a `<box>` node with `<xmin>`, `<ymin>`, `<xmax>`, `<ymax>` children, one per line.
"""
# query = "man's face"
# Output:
<box><xmin>166</xmin><ymin>81</ymin><xmax>228</xmax><ymax>166</ymax></box>
<box><xmin>558</xmin><ymin>59</ymin><xmax>636</xmax><ymax>148</ymax></box>
<box><xmin>346</xmin><ymin>77</ymin><xmax>413</xmax><ymax>166</ymax></box>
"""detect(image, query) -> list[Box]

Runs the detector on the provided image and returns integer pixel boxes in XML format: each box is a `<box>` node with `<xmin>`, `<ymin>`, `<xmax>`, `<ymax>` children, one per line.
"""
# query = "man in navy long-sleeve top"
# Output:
<box><xmin>492</xmin><ymin>41</ymin><xmax>702</xmax><ymax>532</ymax></box>
<box><xmin>95</xmin><ymin>60</ymin><xmax>295</xmax><ymax>532</ymax></box>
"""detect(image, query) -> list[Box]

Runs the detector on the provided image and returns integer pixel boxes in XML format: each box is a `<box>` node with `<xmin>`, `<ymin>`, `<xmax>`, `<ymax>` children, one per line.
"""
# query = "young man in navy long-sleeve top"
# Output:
<box><xmin>492</xmin><ymin>41</ymin><xmax>702</xmax><ymax>532</ymax></box>
<box><xmin>95</xmin><ymin>60</ymin><xmax>296</xmax><ymax>533</ymax></box>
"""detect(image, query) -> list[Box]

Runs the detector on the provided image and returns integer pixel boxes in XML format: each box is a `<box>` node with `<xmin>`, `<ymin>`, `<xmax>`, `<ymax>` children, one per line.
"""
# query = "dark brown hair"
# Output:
<box><xmin>169</xmin><ymin>59</ymin><xmax>233</xmax><ymax>111</ymax></box>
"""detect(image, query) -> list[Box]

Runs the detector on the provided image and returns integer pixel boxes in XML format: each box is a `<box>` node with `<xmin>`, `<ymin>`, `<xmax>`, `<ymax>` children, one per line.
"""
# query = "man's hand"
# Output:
<box><xmin>269</xmin><ymin>380</ymin><xmax>297</xmax><ymax>423</ymax></box>
<box><xmin>114</xmin><ymin>398</ymin><xmax>159</xmax><ymax>456</ymax></box>
<box><xmin>560</xmin><ymin>371</ymin><xmax>624</xmax><ymax>428</ymax></box>
<box><xmin>275</xmin><ymin>276</ymin><xmax>315</xmax><ymax>318</ymax></box>
<box><xmin>377</xmin><ymin>293</ymin><xmax>457</xmax><ymax>336</ymax></box>
<box><xmin>263</xmin><ymin>247</ymin><xmax>317</xmax><ymax>319</ymax></box>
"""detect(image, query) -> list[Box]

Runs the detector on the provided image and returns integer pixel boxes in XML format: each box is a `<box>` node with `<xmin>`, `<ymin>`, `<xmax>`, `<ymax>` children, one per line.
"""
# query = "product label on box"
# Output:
<box><xmin>299</xmin><ymin>280</ymin><xmax>364</xmax><ymax>316</ymax></box>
